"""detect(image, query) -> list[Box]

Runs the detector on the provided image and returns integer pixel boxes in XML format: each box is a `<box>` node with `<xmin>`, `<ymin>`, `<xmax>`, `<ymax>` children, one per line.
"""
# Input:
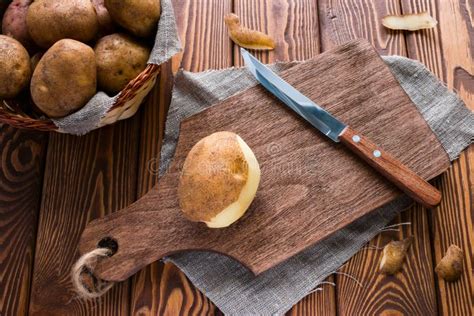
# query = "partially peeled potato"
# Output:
<box><xmin>178</xmin><ymin>131</ymin><xmax>261</xmax><ymax>228</ymax></box>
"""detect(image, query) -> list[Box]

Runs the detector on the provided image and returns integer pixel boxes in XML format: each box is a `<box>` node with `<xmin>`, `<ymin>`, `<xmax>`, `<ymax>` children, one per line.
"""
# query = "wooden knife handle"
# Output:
<box><xmin>339</xmin><ymin>126</ymin><xmax>441</xmax><ymax>208</ymax></box>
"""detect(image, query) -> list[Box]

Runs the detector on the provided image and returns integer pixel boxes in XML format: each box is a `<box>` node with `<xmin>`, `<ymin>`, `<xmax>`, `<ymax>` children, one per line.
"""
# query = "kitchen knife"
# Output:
<box><xmin>241</xmin><ymin>48</ymin><xmax>441</xmax><ymax>208</ymax></box>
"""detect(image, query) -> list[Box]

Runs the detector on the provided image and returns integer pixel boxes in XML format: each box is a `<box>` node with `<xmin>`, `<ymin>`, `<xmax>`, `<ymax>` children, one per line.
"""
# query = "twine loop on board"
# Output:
<box><xmin>72</xmin><ymin>248</ymin><xmax>115</xmax><ymax>298</ymax></box>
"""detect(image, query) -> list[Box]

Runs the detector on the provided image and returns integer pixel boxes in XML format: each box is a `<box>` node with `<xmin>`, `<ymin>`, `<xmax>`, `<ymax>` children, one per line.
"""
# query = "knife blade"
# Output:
<box><xmin>241</xmin><ymin>48</ymin><xmax>441</xmax><ymax>208</ymax></box>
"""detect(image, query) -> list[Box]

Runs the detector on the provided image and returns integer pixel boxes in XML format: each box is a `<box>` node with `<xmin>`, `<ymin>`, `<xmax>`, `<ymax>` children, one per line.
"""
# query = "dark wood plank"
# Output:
<box><xmin>176</xmin><ymin>0</ymin><xmax>233</xmax><ymax>72</ymax></box>
<box><xmin>233</xmin><ymin>1</ymin><xmax>336</xmax><ymax>314</ymax></box>
<box><xmin>0</xmin><ymin>126</ymin><xmax>46</xmax><ymax>316</ymax></box>
<box><xmin>79</xmin><ymin>41</ymin><xmax>449</xmax><ymax>282</ymax></box>
<box><xmin>29</xmin><ymin>119</ymin><xmax>140</xmax><ymax>315</ymax></box>
<box><xmin>130</xmin><ymin>0</ymin><xmax>232</xmax><ymax>314</ymax></box>
<box><xmin>233</xmin><ymin>0</ymin><xmax>319</xmax><ymax>63</ymax></box>
<box><xmin>402</xmin><ymin>0</ymin><xmax>474</xmax><ymax>314</ymax></box>
<box><xmin>131</xmin><ymin>255</ymin><xmax>216</xmax><ymax>315</ymax></box>
<box><xmin>336</xmin><ymin>207</ymin><xmax>438</xmax><ymax>315</ymax></box>
<box><xmin>319</xmin><ymin>0</ymin><xmax>406</xmax><ymax>55</ymax></box>
<box><xmin>432</xmin><ymin>152</ymin><xmax>474</xmax><ymax>316</ymax></box>
<box><xmin>286</xmin><ymin>276</ymin><xmax>336</xmax><ymax>316</ymax></box>
<box><xmin>318</xmin><ymin>0</ymin><xmax>440</xmax><ymax>314</ymax></box>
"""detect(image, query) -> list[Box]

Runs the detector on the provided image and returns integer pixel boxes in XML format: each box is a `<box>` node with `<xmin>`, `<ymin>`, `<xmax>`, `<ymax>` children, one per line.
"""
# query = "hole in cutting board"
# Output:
<box><xmin>98</xmin><ymin>237</ymin><xmax>118</xmax><ymax>256</ymax></box>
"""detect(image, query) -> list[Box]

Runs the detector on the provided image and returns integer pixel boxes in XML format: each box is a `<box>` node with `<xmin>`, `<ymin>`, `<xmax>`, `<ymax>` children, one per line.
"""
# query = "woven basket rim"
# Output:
<box><xmin>0</xmin><ymin>63</ymin><xmax>160</xmax><ymax>132</ymax></box>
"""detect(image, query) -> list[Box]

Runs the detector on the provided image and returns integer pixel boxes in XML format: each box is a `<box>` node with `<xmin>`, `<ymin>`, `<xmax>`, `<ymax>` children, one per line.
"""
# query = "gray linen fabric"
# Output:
<box><xmin>52</xmin><ymin>0</ymin><xmax>181</xmax><ymax>135</ymax></box>
<box><xmin>158</xmin><ymin>56</ymin><xmax>474</xmax><ymax>315</ymax></box>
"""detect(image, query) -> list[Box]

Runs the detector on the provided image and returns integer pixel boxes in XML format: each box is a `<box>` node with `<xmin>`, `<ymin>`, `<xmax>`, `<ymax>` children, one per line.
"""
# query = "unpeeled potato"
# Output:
<box><xmin>92</xmin><ymin>0</ymin><xmax>115</xmax><ymax>36</ymax></box>
<box><xmin>2</xmin><ymin>0</ymin><xmax>34</xmax><ymax>50</ymax></box>
<box><xmin>178</xmin><ymin>131</ymin><xmax>261</xmax><ymax>228</ymax></box>
<box><xmin>95</xmin><ymin>33</ymin><xmax>150</xmax><ymax>95</ymax></box>
<box><xmin>104</xmin><ymin>0</ymin><xmax>160</xmax><ymax>37</ymax></box>
<box><xmin>0</xmin><ymin>35</ymin><xmax>31</xmax><ymax>99</ymax></box>
<box><xmin>26</xmin><ymin>0</ymin><xmax>99</xmax><ymax>48</ymax></box>
<box><xmin>30</xmin><ymin>39</ymin><xmax>96</xmax><ymax>118</ymax></box>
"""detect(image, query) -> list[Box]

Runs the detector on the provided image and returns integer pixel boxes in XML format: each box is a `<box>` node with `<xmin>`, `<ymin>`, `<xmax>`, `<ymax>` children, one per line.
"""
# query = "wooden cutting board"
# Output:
<box><xmin>79</xmin><ymin>40</ymin><xmax>450</xmax><ymax>282</ymax></box>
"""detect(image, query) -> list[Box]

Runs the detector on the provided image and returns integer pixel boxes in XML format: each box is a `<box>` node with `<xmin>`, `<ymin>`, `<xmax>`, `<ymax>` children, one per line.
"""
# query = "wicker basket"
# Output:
<box><xmin>0</xmin><ymin>63</ymin><xmax>161</xmax><ymax>133</ymax></box>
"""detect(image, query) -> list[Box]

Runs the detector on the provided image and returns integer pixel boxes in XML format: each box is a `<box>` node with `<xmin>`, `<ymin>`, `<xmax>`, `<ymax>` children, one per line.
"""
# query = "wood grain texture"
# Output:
<box><xmin>175</xmin><ymin>0</ymin><xmax>233</xmax><ymax>72</ymax></box>
<box><xmin>79</xmin><ymin>41</ymin><xmax>449</xmax><ymax>282</ymax></box>
<box><xmin>131</xmin><ymin>261</ymin><xmax>216</xmax><ymax>316</ymax></box>
<box><xmin>286</xmin><ymin>276</ymin><xmax>336</xmax><ymax>316</ymax></box>
<box><xmin>401</xmin><ymin>0</ymin><xmax>474</xmax><ymax>314</ymax></box>
<box><xmin>0</xmin><ymin>126</ymin><xmax>46</xmax><ymax>316</ymax></box>
<box><xmin>335</xmin><ymin>206</ymin><xmax>438</xmax><ymax>315</ymax></box>
<box><xmin>130</xmin><ymin>0</ymin><xmax>232</xmax><ymax>314</ymax></box>
<box><xmin>233</xmin><ymin>0</ymin><xmax>319</xmax><ymax>63</ymax></box>
<box><xmin>29</xmin><ymin>120</ymin><xmax>140</xmax><ymax>315</ymax></box>
<box><xmin>233</xmin><ymin>2</ymin><xmax>335</xmax><ymax>314</ymax></box>
<box><xmin>318</xmin><ymin>0</ymin><xmax>440</xmax><ymax>314</ymax></box>
<box><xmin>340</xmin><ymin>126</ymin><xmax>441</xmax><ymax>208</ymax></box>
<box><xmin>319</xmin><ymin>0</ymin><xmax>406</xmax><ymax>54</ymax></box>
<box><xmin>432</xmin><ymin>157</ymin><xmax>474</xmax><ymax>316</ymax></box>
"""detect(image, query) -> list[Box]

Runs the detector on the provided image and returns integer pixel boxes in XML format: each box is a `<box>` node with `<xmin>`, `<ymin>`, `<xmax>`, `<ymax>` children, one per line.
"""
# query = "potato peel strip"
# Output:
<box><xmin>224</xmin><ymin>13</ymin><xmax>275</xmax><ymax>50</ymax></box>
<box><xmin>382</xmin><ymin>12</ymin><xmax>437</xmax><ymax>31</ymax></box>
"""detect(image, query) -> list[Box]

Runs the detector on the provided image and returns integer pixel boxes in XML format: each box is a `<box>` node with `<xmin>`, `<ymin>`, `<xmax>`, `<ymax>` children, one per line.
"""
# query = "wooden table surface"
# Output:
<box><xmin>0</xmin><ymin>0</ymin><xmax>472</xmax><ymax>315</ymax></box>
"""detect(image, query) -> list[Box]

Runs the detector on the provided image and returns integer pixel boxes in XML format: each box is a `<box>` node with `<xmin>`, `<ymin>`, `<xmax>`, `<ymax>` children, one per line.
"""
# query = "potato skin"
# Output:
<box><xmin>435</xmin><ymin>245</ymin><xmax>463</xmax><ymax>282</ymax></box>
<box><xmin>224</xmin><ymin>13</ymin><xmax>275</xmax><ymax>50</ymax></box>
<box><xmin>2</xmin><ymin>0</ymin><xmax>34</xmax><ymax>50</ymax></box>
<box><xmin>92</xmin><ymin>0</ymin><xmax>115</xmax><ymax>36</ymax></box>
<box><xmin>30</xmin><ymin>39</ymin><xmax>96</xmax><ymax>118</ymax></box>
<box><xmin>95</xmin><ymin>33</ymin><xmax>150</xmax><ymax>95</ymax></box>
<box><xmin>26</xmin><ymin>0</ymin><xmax>99</xmax><ymax>48</ymax></box>
<box><xmin>178</xmin><ymin>132</ymin><xmax>249</xmax><ymax>222</ymax></box>
<box><xmin>105</xmin><ymin>0</ymin><xmax>160</xmax><ymax>37</ymax></box>
<box><xmin>0</xmin><ymin>35</ymin><xmax>31</xmax><ymax>99</ymax></box>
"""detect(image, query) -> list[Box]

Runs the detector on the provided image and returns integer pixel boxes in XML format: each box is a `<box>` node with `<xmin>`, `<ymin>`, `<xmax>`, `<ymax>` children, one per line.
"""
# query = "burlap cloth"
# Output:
<box><xmin>156</xmin><ymin>56</ymin><xmax>473</xmax><ymax>315</ymax></box>
<box><xmin>52</xmin><ymin>0</ymin><xmax>181</xmax><ymax>135</ymax></box>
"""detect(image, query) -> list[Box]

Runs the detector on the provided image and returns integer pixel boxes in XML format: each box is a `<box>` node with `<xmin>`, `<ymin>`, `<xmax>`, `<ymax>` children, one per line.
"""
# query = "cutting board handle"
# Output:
<box><xmin>339</xmin><ymin>126</ymin><xmax>441</xmax><ymax>208</ymax></box>
<box><xmin>78</xmin><ymin>173</ymin><xmax>192</xmax><ymax>282</ymax></box>
<box><xmin>78</xmin><ymin>172</ymin><xmax>259</xmax><ymax>282</ymax></box>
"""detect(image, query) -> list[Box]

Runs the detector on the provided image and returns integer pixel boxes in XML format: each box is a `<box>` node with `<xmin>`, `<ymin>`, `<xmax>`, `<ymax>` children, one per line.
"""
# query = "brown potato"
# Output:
<box><xmin>26</xmin><ymin>0</ymin><xmax>99</xmax><ymax>48</ymax></box>
<box><xmin>92</xmin><ymin>0</ymin><xmax>115</xmax><ymax>36</ymax></box>
<box><xmin>30</xmin><ymin>39</ymin><xmax>96</xmax><ymax>118</ymax></box>
<box><xmin>104</xmin><ymin>0</ymin><xmax>160</xmax><ymax>37</ymax></box>
<box><xmin>178</xmin><ymin>132</ymin><xmax>261</xmax><ymax>228</ymax></box>
<box><xmin>95</xmin><ymin>33</ymin><xmax>150</xmax><ymax>95</ymax></box>
<box><xmin>0</xmin><ymin>35</ymin><xmax>31</xmax><ymax>99</ymax></box>
<box><xmin>2</xmin><ymin>0</ymin><xmax>34</xmax><ymax>50</ymax></box>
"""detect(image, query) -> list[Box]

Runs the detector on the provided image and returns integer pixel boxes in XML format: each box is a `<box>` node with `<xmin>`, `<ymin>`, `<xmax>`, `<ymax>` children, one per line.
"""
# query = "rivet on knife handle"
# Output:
<box><xmin>339</xmin><ymin>126</ymin><xmax>441</xmax><ymax>208</ymax></box>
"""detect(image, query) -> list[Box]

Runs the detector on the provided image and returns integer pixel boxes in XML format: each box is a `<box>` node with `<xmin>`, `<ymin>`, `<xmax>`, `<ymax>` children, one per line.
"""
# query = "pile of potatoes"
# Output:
<box><xmin>0</xmin><ymin>0</ymin><xmax>160</xmax><ymax>118</ymax></box>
